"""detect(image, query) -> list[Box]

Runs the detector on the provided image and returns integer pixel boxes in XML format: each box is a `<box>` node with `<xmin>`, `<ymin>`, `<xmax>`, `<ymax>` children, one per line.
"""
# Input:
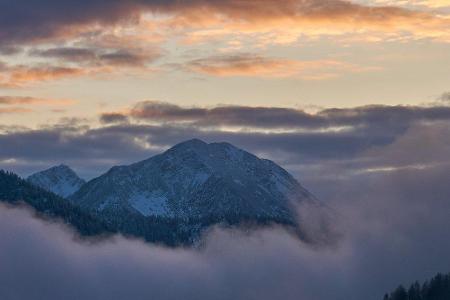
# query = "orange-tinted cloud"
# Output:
<box><xmin>4</xmin><ymin>42</ymin><xmax>163</xmax><ymax>87</ymax></box>
<box><xmin>164</xmin><ymin>0</ymin><xmax>450</xmax><ymax>44</ymax></box>
<box><xmin>0</xmin><ymin>96</ymin><xmax>75</xmax><ymax>106</ymax></box>
<box><xmin>184</xmin><ymin>54</ymin><xmax>378</xmax><ymax>79</ymax></box>
<box><xmin>373</xmin><ymin>0</ymin><xmax>450</xmax><ymax>9</ymax></box>
<box><xmin>0</xmin><ymin>107</ymin><xmax>32</xmax><ymax>114</ymax></box>
<box><xmin>1</xmin><ymin>65</ymin><xmax>85</xmax><ymax>87</ymax></box>
<box><xmin>0</xmin><ymin>0</ymin><xmax>447</xmax><ymax>87</ymax></box>
<box><xmin>1</xmin><ymin>0</ymin><xmax>449</xmax><ymax>48</ymax></box>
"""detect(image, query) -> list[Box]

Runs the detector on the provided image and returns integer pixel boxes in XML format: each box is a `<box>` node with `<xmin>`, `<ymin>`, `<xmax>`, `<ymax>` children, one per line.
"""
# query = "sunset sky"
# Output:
<box><xmin>1</xmin><ymin>0</ymin><xmax>450</xmax><ymax>179</ymax></box>
<box><xmin>2</xmin><ymin>3</ymin><xmax>450</xmax><ymax>298</ymax></box>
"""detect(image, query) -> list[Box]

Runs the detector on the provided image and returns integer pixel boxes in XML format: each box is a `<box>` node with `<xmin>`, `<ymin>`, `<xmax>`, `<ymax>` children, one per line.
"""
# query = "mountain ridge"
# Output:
<box><xmin>67</xmin><ymin>139</ymin><xmax>320</xmax><ymax>243</ymax></box>
<box><xmin>27</xmin><ymin>164</ymin><xmax>85</xmax><ymax>197</ymax></box>
<box><xmin>71</xmin><ymin>139</ymin><xmax>315</xmax><ymax>219</ymax></box>
<box><xmin>19</xmin><ymin>139</ymin><xmax>330</xmax><ymax>245</ymax></box>
<box><xmin>0</xmin><ymin>170</ymin><xmax>112</xmax><ymax>236</ymax></box>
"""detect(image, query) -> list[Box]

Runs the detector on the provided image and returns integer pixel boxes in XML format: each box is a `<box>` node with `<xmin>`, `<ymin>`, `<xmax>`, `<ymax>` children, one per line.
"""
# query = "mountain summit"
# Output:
<box><xmin>72</xmin><ymin>139</ymin><xmax>315</xmax><ymax>219</ymax></box>
<box><xmin>70</xmin><ymin>139</ymin><xmax>318</xmax><ymax>243</ymax></box>
<box><xmin>27</xmin><ymin>164</ymin><xmax>85</xmax><ymax>197</ymax></box>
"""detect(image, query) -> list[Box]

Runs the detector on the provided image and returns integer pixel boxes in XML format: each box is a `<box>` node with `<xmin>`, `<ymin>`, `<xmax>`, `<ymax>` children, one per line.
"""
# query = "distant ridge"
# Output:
<box><xmin>28</xmin><ymin>164</ymin><xmax>85</xmax><ymax>197</ymax></box>
<box><xmin>0</xmin><ymin>170</ymin><xmax>112</xmax><ymax>236</ymax></box>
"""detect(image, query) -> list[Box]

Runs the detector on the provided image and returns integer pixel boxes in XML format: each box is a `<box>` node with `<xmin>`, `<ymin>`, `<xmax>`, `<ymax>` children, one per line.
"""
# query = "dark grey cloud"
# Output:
<box><xmin>129</xmin><ymin>101</ymin><xmax>323</xmax><ymax>129</ymax></box>
<box><xmin>319</xmin><ymin>105</ymin><xmax>450</xmax><ymax>127</ymax></box>
<box><xmin>31</xmin><ymin>47</ymin><xmax>98</xmax><ymax>61</ymax></box>
<box><xmin>3</xmin><ymin>103</ymin><xmax>450</xmax><ymax>179</ymax></box>
<box><xmin>0</xmin><ymin>124</ymin><xmax>162</xmax><ymax>178</ymax></box>
<box><xmin>128</xmin><ymin>101</ymin><xmax>450</xmax><ymax>131</ymax></box>
<box><xmin>30</xmin><ymin>46</ymin><xmax>161</xmax><ymax>68</ymax></box>
<box><xmin>0</xmin><ymin>45</ymin><xmax>22</xmax><ymax>55</ymax></box>
<box><xmin>100</xmin><ymin>113</ymin><xmax>130</xmax><ymax>124</ymax></box>
<box><xmin>438</xmin><ymin>92</ymin><xmax>450</xmax><ymax>103</ymax></box>
<box><xmin>0</xmin><ymin>123</ymin><xmax>396</xmax><ymax>179</ymax></box>
<box><xmin>0</xmin><ymin>0</ymin><xmax>140</xmax><ymax>45</ymax></box>
<box><xmin>98</xmin><ymin>49</ymin><xmax>156</xmax><ymax>67</ymax></box>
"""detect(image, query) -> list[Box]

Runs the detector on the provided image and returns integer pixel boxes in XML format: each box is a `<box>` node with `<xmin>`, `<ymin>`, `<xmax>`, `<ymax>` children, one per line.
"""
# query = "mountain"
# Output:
<box><xmin>0</xmin><ymin>170</ymin><xmax>112</xmax><ymax>236</ymax></box>
<box><xmin>71</xmin><ymin>139</ymin><xmax>319</xmax><ymax>243</ymax></box>
<box><xmin>27</xmin><ymin>164</ymin><xmax>85</xmax><ymax>197</ymax></box>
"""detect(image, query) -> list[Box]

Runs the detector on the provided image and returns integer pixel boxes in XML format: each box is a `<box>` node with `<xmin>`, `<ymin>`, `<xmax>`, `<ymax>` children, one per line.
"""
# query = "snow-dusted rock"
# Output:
<box><xmin>71</xmin><ymin>139</ymin><xmax>316</xmax><ymax>224</ymax></box>
<box><xmin>27</xmin><ymin>165</ymin><xmax>85</xmax><ymax>198</ymax></box>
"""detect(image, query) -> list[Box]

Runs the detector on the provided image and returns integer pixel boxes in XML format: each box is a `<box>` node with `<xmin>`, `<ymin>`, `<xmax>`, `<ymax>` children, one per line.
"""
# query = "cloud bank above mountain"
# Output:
<box><xmin>1</xmin><ymin>101</ymin><xmax>449</xmax><ymax>181</ymax></box>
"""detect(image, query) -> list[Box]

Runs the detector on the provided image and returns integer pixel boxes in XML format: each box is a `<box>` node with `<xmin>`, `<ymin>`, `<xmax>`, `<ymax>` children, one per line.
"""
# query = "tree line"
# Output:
<box><xmin>0</xmin><ymin>170</ymin><xmax>113</xmax><ymax>236</ymax></box>
<box><xmin>384</xmin><ymin>272</ymin><xmax>450</xmax><ymax>300</ymax></box>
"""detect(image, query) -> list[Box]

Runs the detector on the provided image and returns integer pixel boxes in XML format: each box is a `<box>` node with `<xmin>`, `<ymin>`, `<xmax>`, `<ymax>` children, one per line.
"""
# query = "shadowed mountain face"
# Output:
<box><xmin>71</xmin><ymin>139</ymin><xmax>316</xmax><ymax>219</ymax></box>
<box><xmin>19</xmin><ymin>139</ymin><xmax>326</xmax><ymax>245</ymax></box>
<box><xmin>69</xmin><ymin>139</ymin><xmax>319</xmax><ymax>243</ymax></box>
<box><xmin>0</xmin><ymin>170</ymin><xmax>111</xmax><ymax>236</ymax></box>
<box><xmin>27</xmin><ymin>165</ymin><xmax>85</xmax><ymax>198</ymax></box>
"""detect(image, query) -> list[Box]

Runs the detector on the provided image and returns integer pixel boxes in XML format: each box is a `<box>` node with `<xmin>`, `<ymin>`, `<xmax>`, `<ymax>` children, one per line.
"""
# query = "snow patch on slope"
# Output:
<box><xmin>129</xmin><ymin>192</ymin><xmax>170</xmax><ymax>217</ymax></box>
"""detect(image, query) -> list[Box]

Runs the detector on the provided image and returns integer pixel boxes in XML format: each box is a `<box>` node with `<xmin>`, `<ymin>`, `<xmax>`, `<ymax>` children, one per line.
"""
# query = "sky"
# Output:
<box><xmin>0</xmin><ymin>0</ymin><xmax>450</xmax><ymax>179</ymax></box>
<box><xmin>1</xmin><ymin>1</ymin><xmax>450</xmax><ymax>299</ymax></box>
<box><xmin>0</xmin><ymin>0</ymin><xmax>450</xmax><ymax>128</ymax></box>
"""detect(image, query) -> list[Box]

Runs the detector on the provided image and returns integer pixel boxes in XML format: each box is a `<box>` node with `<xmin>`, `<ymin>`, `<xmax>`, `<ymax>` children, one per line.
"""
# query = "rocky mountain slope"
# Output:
<box><xmin>27</xmin><ymin>165</ymin><xmax>85</xmax><ymax>197</ymax></box>
<box><xmin>0</xmin><ymin>170</ymin><xmax>112</xmax><ymax>236</ymax></box>
<box><xmin>70</xmin><ymin>139</ymin><xmax>319</xmax><ymax>243</ymax></box>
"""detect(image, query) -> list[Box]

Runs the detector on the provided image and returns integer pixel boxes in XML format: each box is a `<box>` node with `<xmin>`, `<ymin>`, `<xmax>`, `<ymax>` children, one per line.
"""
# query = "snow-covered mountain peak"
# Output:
<box><xmin>173</xmin><ymin>138</ymin><xmax>208</xmax><ymax>149</ymax></box>
<box><xmin>49</xmin><ymin>164</ymin><xmax>73</xmax><ymax>173</ymax></box>
<box><xmin>27</xmin><ymin>165</ymin><xmax>85</xmax><ymax>198</ymax></box>
<box><xmin>67</xmin><ymin>139</ymin><xmax>328</xmax><ymax>244</ymax></box>
<box><xmin>71</xmin><ymin>139</ymin><xmax>315</xmax><ymax>221</ymax></box>
<box><xmin>164</xmin><ymin>139</ymin><xmax>251</xmax><ymax>166</ymax></box>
